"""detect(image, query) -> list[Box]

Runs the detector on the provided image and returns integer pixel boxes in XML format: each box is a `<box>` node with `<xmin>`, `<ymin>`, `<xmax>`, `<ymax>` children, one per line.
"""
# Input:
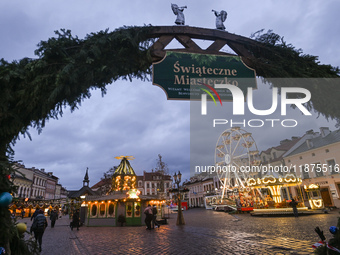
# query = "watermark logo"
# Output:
<box><xmin>200</xmin><ymin>84</ymin><xmax>312</xmax><ymax>128</ymax></box>
<box><xmin>201</xmin><ymin>84</ymin><xmax>311</xmax><ymax>116</ymax></box>
<box><xmin>199</xmin><ymin>83</ymin><xmax>223</xmax><ymax>115</ymax></box>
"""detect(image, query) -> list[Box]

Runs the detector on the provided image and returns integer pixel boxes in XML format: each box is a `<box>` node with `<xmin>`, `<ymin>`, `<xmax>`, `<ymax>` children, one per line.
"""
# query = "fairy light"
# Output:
<box><xmin>309</xmin><ymin>199</ymin><xmax>323</xmax><ymax>209</ymax></box>
<box><xmin>262</xmin><ymin>175</ymin><xmax>276</xmax><ymax>184</ymax></box>
<box><xmin>284</xmin><ymin>173</ymin><xmax>297</xmax><ymax>183</ymax></box>
<box><xmin>308</xmin><ymin>184</ymin><xmax>319</xmax><ymax>189</ymax></box>
<box><xmin>267</xmin><ymin>185</ymin><xmax>282</xmax><ymax>203</ymax></box>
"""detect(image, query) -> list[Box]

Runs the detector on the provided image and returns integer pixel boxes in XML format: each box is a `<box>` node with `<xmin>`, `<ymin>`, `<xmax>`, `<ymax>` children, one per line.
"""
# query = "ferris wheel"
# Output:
<box><xmin>214</xmin><ymin>127</ymin><xmax>260</xmax><ymax>199</ymax></box>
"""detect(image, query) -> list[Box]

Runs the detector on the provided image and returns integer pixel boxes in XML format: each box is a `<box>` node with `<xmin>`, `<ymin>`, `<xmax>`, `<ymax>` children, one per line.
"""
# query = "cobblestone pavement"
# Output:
<box><xmin>17</xmin><ymin>208</ymin><xmax>340</xmax><ymax>255</ymax></box>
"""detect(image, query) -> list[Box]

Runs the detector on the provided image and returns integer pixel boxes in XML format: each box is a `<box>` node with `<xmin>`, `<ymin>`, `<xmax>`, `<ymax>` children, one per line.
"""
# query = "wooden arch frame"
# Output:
<box><xmin>147</xmin><ymin>26</ymin><xmax>261</xmax><ymax>67</ymax></box>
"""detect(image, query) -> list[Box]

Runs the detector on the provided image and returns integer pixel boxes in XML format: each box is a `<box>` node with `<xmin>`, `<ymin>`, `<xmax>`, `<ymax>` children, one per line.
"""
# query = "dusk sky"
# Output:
<box><xmin>1</xmin><ymin>0</ymin><xmax>339</xmax><ymax>190</ymax></box>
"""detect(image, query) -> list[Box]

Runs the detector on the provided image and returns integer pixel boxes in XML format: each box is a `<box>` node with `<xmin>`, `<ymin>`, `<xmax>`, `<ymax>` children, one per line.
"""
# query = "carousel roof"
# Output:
<box><xmin>247</xmin><ymin>173</ymin><xmax>302</xmax><ymax>187</ymax></box>
<box><xmin>113</xmin><ymin>156</ymin><xmax>136</xmax><ymax>176</ymax></box>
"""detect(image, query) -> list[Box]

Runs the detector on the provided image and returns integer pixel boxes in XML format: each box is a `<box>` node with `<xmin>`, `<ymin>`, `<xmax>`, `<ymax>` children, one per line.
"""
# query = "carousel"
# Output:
<box><xmin>212</xmin><ymin>127</ymin><xmax>325</xmax><ymax>216</ymax></box>
<box><xmin>82</xmin><ymin>156</ymin><xmax>165</xmax><ymax>227</ymax></box>
<box><xmin>247</xmin><ymin>173</ymin><xmax>325</xmax><ymax>216</ymax></box>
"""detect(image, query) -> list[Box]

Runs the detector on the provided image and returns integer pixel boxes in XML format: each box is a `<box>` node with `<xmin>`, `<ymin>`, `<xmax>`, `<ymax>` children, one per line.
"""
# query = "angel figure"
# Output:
<box><xmin>212</xmin><ymin>10</ymin><xmax>227</xmax><ymax>30</ymax></box>
<box><xmin>171</xmin><ymin>4</ymin><xmax>187</xmax><ymax>25</ymax></box>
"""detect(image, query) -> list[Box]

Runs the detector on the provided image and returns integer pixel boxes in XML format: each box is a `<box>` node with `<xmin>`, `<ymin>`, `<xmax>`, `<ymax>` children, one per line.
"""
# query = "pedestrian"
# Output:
<box><xmin>290</xmin><ymin>199</ymin><xmax>299</xmax><ymax>217</ymax></box>
<box><xmin>144</xmin><ymin>204</ymin><xmax>153</xmax><ymax>230</ymax></box>
<box><xmin>31</xmin><ymin>208</ymin><xmax>39</xmax><ymax>221</ymax></box>
<box><xmin>30</xmin><ymin>209</ymin><xmax>48</xmax><ymax>252</ymax></box>
<box><xmin>21</xmin><ymin>208</ymin><xmax>25</xmax><ymax>219</ymax></box>
<box><xmin>71</xmin><ymin>209</ymin><xmax>80</xmax><ymax>230</ymax></box>
<box><xmin>152</xmin><ymin>205</ymin><xmax>160</xmax><ymax>229</ymax></box>
<box><xmin>50</xmin><ymin>209</ymin><xmax>58</xmax><ymax>228</ymax></box>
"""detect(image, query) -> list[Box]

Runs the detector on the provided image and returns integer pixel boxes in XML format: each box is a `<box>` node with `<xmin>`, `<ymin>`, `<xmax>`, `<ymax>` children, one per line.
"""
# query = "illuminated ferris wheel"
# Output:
<box><xmin>214</xmin><ymin>127</ymin><xmax>260</xmax><ymax>199</ymax></box>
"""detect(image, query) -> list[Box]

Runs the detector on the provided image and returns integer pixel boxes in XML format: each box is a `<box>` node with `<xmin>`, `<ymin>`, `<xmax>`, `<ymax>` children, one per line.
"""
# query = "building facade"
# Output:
<box><xmin>12</xmin><ymin>163</ymin><xmax>64</xmax><ymax>201</ymax></box>
<box><xmin>283</xmin><ymin>127</ymin><xmax>340</xmax><ymax>208</ymax></box>
<box><xmin>183</xmin><ymin>175</ymin><xmax>220</xmax><ymax>207</ymax></box>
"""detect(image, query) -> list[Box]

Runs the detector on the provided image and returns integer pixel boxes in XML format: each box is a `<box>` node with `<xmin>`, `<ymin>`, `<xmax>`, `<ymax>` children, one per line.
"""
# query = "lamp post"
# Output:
<box><xmin>173</xmin><ymin>171</ymin><xmax>185</xmax><ymax>225</ymax></box>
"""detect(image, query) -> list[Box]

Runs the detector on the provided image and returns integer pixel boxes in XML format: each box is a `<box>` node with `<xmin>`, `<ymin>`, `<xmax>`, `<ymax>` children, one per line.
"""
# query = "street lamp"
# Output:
<box><xmin>173</xmin><ymin>171</ymin><xmax>185</xmax><ymax>225</ymax></box>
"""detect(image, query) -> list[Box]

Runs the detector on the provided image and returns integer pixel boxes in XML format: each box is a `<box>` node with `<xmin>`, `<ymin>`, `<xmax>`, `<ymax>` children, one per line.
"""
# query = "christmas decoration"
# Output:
<box><xmin>0</xmin><ymin>247</ymin><xmax>5</xmax><ymax>255</ymax></box>
<box><xmin>314</xmin><ymin>218</ymin><xmax>340</xmax><ymax>254</ymax></box>
<box><xmin>330</xmin><ymin>226</ymin><xmax>338</xmax><ymax>235</ymax></box>
<box><xmin>16</xmin><ymin>223</ymin><xmax>27</xmax><ymax>234</ymax></box>
<box><xmin>111</xmin><ymin>156</ymin><xmax>136</xmax><ymax>192</ymax></box>
<box><xmin>0</xmin><ymin>192</ymin><xmax>12</xmax><ymax>207</ymax></box>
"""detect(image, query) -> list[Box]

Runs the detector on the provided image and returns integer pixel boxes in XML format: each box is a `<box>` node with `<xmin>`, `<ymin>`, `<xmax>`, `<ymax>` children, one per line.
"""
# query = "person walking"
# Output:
<box><xmin>50</xmin><ymin>209</ymin><xmax>58</xmax><ymax>228</ymax></box>
<box><xmin>144</xmin><ymin>204</ymin><xmax>153</xmax><ymax>230</ymax></box>
<box><xmin>152</xmin><ymin>205</ymin><xmax>160</xmax><ymax>229</ymax></box>
<box><xmin>290</xmin><ymin>199</ymin><xmax>299</xmax><ymax>217</ymax></box>
<box><xmin>31</xmin><ymin>208</ymin><xmax>39</xmax><ymax>221</ymax></box>
<box><xmin>71</xmin><ymin>209</ymin><xmax>80</xmax><ymax>230</ymax></box>
<box><xmin>30</xmin><ymin>209</ymin><xmax>48</xmax><ymax>252</ymax></box>
<box><xmin>21</xmin><ymin>208</ymin><xmax>25</xmax><ymax>219</ymax></box>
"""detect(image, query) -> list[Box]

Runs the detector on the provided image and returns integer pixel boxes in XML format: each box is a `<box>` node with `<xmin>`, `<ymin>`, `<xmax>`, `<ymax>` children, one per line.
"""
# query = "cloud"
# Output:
<box><xmin>1</xmin><ymin>0</ymin><xmax>338</xmax><ymax>190</ymax></box>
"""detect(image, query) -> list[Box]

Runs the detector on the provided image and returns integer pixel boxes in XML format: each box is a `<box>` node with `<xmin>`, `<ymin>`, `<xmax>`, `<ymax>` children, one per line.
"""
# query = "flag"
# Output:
<box><xmin>312</xmin><ymin>241</ymin><xmax>340</xmax><ymax>253</ymax></box>
<box><xmin>312</xmin><ymin>241</ymin><xmax>324</xmax><ymax>249</ymax></box>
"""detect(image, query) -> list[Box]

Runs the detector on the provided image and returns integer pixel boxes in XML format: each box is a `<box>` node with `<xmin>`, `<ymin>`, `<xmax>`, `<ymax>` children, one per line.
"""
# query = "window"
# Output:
<box><xmin>134</xmin><ymin>202</ymin><xmax>141</xmax><ymax>217</ymax></box>
<box><xmin>147</xmin><ymin>183</ymin><xmax>149</xmax><ymax>188</ymax></box>
<box><xmin>327</xmin><ymin>159</ymin><xmax>337</xmax><ymax>174</ymax></box>
<box><xmin>126</xmin><ymin>202</ymin><xmax>133</xmax><ymax>218</ymax></box>
<box><xmin>99</xmin><ymin>203</ymin><xmax>106</xmax><ymax>217</ymax></box>
<box><xmin>314</xmin><ymin>162</ymin><xmax>324</xmax><ymax>177</ymax></box>
<box><xmin>108</xmin><ymin>203</ymin><xmax>115</xmax><ymax>217</ymax></box>
<box><xmin>272</xmin><ymin>152</ymin><xmax>277</xmax><ymax>159</ymax></box>
<box><xmin>91</xmin><ymin>204</ymin><xmax>97</xmax><ymax>217</ymax></box>
<box><xmin>302</xmin><ymin>166</ymin><xmax>310</xmax><ymax>179</ymax></box>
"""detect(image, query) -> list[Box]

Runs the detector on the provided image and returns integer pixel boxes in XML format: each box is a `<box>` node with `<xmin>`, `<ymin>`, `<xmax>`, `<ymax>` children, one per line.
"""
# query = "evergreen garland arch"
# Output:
<box><xmin>0</xmin><ymin>25</ymin><xmax>339</xmax><ymax>254</ymax></box>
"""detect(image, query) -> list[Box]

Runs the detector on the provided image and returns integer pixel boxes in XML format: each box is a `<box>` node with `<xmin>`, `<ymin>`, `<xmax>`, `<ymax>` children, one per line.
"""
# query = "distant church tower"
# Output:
<box><xmin>83</xmin><ymin>167</ymin><xmax>89</xmax><ymax>187</ymax></box>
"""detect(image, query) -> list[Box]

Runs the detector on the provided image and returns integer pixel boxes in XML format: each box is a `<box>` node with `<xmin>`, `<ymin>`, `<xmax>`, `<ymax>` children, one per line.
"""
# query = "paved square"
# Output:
<box><xmin>19</xmin><ymin>208</ymin><xmax>339</xmax><ymax>254</ymax></box>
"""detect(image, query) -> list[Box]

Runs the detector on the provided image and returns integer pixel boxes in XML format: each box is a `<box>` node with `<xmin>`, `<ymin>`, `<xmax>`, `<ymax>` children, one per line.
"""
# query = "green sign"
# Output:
<box><xmin>153</xmin><ymin>52</ymin><xmax>256</xmax><ymax>100</ymax></box>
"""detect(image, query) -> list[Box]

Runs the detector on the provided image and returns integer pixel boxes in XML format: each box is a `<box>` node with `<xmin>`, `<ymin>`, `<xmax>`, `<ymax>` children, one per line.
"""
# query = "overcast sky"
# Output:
<box><xmin>1</xmin><ymin>0</ymin><xmax>339</xmax><ymax>190</ymax></box>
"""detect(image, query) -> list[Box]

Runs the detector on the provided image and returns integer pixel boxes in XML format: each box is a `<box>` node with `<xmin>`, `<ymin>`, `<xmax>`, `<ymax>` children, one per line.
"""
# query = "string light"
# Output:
<box><xmin>309</xmin><ymin>199</ymin><xmax>323</xmax><ymax>209</ymax></box>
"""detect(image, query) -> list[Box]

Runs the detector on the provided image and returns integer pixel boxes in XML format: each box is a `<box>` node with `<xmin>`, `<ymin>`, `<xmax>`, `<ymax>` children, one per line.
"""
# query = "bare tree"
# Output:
<box><xmin>99</xmin><ymin>166</ymin><xmax>117</xmax><ymax>195</ymax></box>
<box><xmin>155</xmin><ymin>154</ymin><xmax>169</xmax><ymax>175</ymax></box>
